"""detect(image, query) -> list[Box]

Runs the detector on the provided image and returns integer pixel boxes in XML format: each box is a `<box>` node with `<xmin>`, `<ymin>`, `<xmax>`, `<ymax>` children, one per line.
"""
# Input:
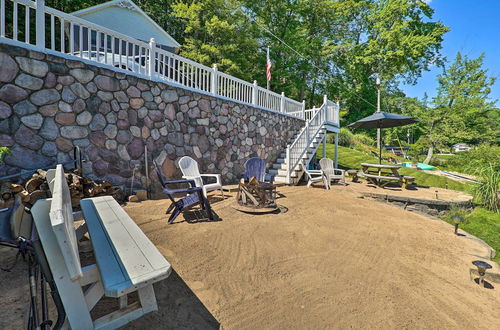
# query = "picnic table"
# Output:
<box><xmin>360</xmin><ymin>163</ymin><xmax>403</xmax><ymax>187</ymax></box>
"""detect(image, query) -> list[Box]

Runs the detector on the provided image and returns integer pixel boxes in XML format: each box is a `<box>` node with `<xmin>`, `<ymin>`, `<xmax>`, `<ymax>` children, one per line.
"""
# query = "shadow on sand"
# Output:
<box><xmin>124</xmin><ymin>268</ymin><xmax>220</xmax><ymax>329</ymax></box>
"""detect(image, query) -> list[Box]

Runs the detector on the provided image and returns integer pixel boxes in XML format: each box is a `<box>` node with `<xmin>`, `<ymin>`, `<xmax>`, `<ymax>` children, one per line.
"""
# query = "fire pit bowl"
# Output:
<box><xmin>234</xmin><ymin>178</ymin><xmax>278</xmax><ymax>214</ymax></box>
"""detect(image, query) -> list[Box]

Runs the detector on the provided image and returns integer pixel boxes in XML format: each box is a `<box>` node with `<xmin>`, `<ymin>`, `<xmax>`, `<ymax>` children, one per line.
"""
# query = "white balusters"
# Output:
<box><xmin>0</xmin><ymin>0</ymin><xmax>4</xmax><ymax>38</ymax></box>
<box><xmin>25</xmin><ymin>5</ymin><xmax>29</xmax><ymax>43</ymax></box>
<box><xmin>69</xmin><ymin>22</ymin><xmax>74</xmax><ymax>54</ymax></box>
<box><xmin>49</xmin><ymin>14</ymin><xmax>54</xmax><ymax>50</ymax></box>
<box><xmin>0</xmin><ymin>0</ymin><xmax>312</xmax><ymax>118</ymax></box>
<box><xmin>13</xmin><ymin>1</ymin><xmax>18</xmax><ymax>40</ymax></box>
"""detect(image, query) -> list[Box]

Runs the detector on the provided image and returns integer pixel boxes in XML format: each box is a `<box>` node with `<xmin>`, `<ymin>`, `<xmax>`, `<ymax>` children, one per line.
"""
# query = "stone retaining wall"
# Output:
<box><xmin>0</xmin><ymin>43</ymin><xmax>304</xmax><ymax>190</ymax></box>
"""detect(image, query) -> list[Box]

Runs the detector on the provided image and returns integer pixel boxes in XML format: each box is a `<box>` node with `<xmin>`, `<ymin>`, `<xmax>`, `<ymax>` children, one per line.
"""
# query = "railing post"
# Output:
<box><xmin>334</xmin><ymin>133</ymin><xmax>339</xmax><ymax>168</ymax></box>
<box><xmin>280</xmin><ymin>92</ymin><xmax>285</xmax><ymax>113</ymax></box>
<box><xmin>306</xmin><ymin>120</ymin><xmax>310</xmax><ymax>158</ymax></box>
<box><xmin>252</xmin><ymin>80</ymin><xmax>257</xmax><ymax>105</ymax></box>
<box><xmin>211</xmin><ymin>64</ymin><xmax>218</xmax><ymax>95</ymax></box>
<box><xmin>302</xmin><ymin>100</ymin><xmax>306</xmax><ymax>120</ymax></box>
<box><xmin>36</xmin><ymin>0</ymin><xmax>46</xmax><ymax>48</ymax></box>
<box><xmin>336</xmin><ymin>101</ymin><xmax>340</xmax><ymax>125</ymax></box>
<box><xmin>148</xmin><ymin>38</ymin><xmax>156</xmax><ymax>78</ymax></box>
<box><xmin>286</xmin><ymin>146</ymin><xmax>290</xmax><ymax>184</ymax></box>
<box><xmin>323</xmin><ymin>94</ymin><xmax>328</xmax><ymax>122</ymax></box>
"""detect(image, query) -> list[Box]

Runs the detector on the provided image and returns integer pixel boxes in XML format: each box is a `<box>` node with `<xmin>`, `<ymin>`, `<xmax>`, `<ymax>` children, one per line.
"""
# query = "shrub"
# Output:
<box><xmin>470</xmin><ymin>164</ymin><xmax>500</xmax><ymax>212</ymax></box>
<box><xmin>0</xmin><ymin>147</ymin><xmax>10</xmax><ymax>163</ymax></box>
<box><xmin>353</xmin><ymin>133</ymin><xmax>374</xmax><ymax>147</ymax></box>
<box><xmin>335</xmin><ymin>128</ymin><xmax>353</xmax><ymax>147</ymax></box>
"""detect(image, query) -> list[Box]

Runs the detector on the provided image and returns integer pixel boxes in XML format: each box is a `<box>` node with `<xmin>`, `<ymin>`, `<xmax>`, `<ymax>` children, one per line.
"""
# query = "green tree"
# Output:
<box><xmin>335</xmin><ymin>0</ymin><xmax>449</xmax><ymax>124</ymax></box>
<box><xmin>419</xmin><ymin>52</ymin><xmax>497</xmax><ymax>163</ymax></box>
<box><xmin>42</xmin><ymin>0</ymin><xmax>449</xmax><ymax>118</ymax></box>
<box><xmin>172</xmin><ymin>0</ymin><xmax>261</xmax><ymax>81</ymax></box>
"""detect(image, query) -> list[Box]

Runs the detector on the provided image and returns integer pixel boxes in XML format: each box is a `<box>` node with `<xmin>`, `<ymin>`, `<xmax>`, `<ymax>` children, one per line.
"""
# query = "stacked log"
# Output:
<box><xmin>0</xmin><ymin>169</ymin><xmax>124</xmax><ymax>209</ymax></box>
<box><xmin>236</xmin><ymin>177</ymin><xmax>277</xmax><ymax>209</ymax></box>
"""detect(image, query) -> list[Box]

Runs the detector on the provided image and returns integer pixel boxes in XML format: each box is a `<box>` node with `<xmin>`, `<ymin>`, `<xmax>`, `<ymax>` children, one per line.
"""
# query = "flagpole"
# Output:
<box><xmin>266</xmin><ymin>47</ymin><xmax>270</xmax><ymax>91</ymax></box>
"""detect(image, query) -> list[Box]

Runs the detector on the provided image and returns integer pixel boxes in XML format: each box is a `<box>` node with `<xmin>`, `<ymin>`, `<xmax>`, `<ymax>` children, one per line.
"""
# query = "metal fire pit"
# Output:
<box><xmin>234</xmin><ymin>179</ymin><xmax>278</xmax><ymax>214</ymax></box>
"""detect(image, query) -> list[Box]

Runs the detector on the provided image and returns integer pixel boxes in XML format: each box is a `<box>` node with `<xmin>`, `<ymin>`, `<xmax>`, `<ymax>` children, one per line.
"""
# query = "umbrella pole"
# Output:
<box><xmin>379</xmin><ymin>126</ymin><xmax>382</xmax><ymax>164</ymax></box>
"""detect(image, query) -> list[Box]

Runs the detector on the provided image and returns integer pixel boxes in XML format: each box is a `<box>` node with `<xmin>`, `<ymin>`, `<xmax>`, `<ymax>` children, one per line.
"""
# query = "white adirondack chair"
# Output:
<box><xmin>178</xmin><ymin>156</ymin><xmax>224</xmax><ymax>198</ymax></box>
<box><xmin>302</xmin><ymin>163</ymin><xmax>329</xmax><ymax>189</ymax></box>
<box><xmin>319</xmin><ymin>157</ymin><xmax>346</xmax><ymax>189</ymax></box>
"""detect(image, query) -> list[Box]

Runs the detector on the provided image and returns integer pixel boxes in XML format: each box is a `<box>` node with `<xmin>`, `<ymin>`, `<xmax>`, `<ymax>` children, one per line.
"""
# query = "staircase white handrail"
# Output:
<box><xmin>286</xmin><ymin>101</ymin><xmax>327</xmax><ymax>183</ymax></box>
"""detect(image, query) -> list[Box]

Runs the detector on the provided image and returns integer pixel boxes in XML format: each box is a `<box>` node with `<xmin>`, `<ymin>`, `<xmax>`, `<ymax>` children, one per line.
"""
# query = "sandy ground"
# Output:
<box><xmin>0</xmin><ymin>183</ymin><xmax>498</xmax><ymax>329</ymax></box>
<box><xmin>339</xmin><ymin>178</ymin><xmax>472</xmax><ymax>202</ymax></box>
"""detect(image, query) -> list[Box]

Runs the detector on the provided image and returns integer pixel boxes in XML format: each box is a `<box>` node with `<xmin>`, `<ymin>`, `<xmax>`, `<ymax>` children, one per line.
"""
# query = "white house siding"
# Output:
<box><xmin>75</xmin><ymin>6</ymin><xmax>179</xmax><ymax>49</ymax></box>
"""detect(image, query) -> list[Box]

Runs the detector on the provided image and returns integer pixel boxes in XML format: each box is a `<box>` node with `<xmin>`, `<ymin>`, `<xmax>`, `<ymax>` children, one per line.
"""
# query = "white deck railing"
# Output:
<box><xmin>0</xmin><ymin>0</ymin><xmax>308</xmax><ymax>117</ymax></box>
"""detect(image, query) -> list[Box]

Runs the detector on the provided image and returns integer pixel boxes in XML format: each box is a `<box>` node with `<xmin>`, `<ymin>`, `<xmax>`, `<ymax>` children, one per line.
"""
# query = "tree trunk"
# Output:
<box><xmin>423</xmin><ymin>144</ymin><xmax>434</xmax><ymax>164</ymax></box>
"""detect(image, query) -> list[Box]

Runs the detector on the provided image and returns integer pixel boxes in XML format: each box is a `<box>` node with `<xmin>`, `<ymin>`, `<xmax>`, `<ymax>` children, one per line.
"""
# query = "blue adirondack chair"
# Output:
<box><xmin>242</xmin><ymin>157</ymin><xmax>274</xmax><ymax>183</ymax></box>
<box><xmin>154</xmin><ymin>162</ymin><xmax>214</xmax><ymax>224</ymax></box>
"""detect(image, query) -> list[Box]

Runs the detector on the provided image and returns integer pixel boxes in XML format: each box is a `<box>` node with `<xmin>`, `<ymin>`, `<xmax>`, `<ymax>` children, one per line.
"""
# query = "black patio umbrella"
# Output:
<box><xmin>348</xmin><ymin>112</ymin><xmax>418</xmax><ymax>164</ymax></box>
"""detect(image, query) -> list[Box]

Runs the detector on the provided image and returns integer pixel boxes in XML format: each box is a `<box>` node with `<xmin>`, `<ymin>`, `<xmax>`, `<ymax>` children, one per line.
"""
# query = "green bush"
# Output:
<box><xmin>353</xmin><ymin>133</ymin><xmax>374</xmax><ymax>147</ymax></box>
<box><xmin>443</xmin><ymin>144</ymin><xmax>500</xmax><ymax>175</ymax></box>
<box><xmin>0</xmin><ymin>147</ymin><xmax>10</xmax><ymax>163</ymax></box>
<box><xmin>333</xmin><ymin>128</ymin><xmax>375</xmax><ymax>149</ymax></box>
<box><xmin>469</xmin><ymin>164</ymin><xmax>500</xmax><ymax>212</ymax></box>
<box><xmin>334</xmin><ymin>128</ymin><xmax>353</xmax><ymax>147</ymax></box>
<box><xmin>442</xmin><ymin>207</ymin><xmax>500</xmax><ymax>262</ymax></box>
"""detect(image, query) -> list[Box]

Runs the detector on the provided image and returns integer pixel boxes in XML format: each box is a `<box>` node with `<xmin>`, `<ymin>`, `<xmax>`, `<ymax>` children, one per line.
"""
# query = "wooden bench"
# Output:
<box><xmin>32</xmin><ymin>165</ymin><xmax>171</xmax><ymax>329</ymax></box>
<box><xmin>402</xmin><ymin>175</ymin><xmax>415</xmax><ymax>189</ymax></box>
<box><xmin>361</xmin><ymin>172</ymin><xmax>402</xmax><ymax>187</ymax></box>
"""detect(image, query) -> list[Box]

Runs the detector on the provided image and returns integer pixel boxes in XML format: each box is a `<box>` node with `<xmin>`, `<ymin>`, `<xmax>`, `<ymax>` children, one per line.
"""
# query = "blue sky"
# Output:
<box><xmin>401</xmin><ymin>0</ymin><xmax>500</xmax><ymax>105</ymax></box>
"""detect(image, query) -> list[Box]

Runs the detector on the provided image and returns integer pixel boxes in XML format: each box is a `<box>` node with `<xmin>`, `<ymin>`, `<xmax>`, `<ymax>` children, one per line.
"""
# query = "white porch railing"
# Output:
<box><xmin>285</xmin><ymin>96</ymin><xmax>340</xmax><ymax>183</ymax></box>
<box><xmin>0</xmin><ymin>0</ymin><xmax>308</xmax><ymax>117</ymax></box>
<box><xmin>325</xmin><ymin>99</ymin><xmax>340</xmax><ymax>125</ymax></box>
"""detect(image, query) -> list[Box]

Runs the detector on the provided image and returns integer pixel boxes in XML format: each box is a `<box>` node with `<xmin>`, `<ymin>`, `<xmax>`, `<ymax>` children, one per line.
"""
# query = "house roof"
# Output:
<box><xmin>72</xmin><ymin>0</ymin><xmax>180</xmax><ymax>49</ymax></box>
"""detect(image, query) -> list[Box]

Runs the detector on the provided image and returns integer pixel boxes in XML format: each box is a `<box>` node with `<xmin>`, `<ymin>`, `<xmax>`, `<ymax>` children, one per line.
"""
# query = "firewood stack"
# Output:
<box><xmin>0</xmin><ymin>169</ymin><xmax>124</xmax><ymax>209</ymax></box>
<box><xmin>236</xmin><ymin>177</ymin><xmax>277</xmax><ymax>209</ymax></box>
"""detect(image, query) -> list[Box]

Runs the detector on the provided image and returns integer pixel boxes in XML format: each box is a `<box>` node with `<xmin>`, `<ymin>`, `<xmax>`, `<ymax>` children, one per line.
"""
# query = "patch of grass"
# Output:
<box><xmin>317</xmin><ymin>144</ymin><xmax>469</xmax><ymax>192</ymax></box>
<box><xmin>442</xmin><ymin>208</ymin><xmax>500</xmax><ymax>263</ymax></box>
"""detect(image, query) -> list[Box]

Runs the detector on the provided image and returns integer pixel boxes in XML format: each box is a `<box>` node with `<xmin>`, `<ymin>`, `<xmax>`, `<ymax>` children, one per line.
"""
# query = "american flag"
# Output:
<box><xmin>266</xmin><ymin>47</ymin><xmax>272</xmax><ymax>81</ymax></box>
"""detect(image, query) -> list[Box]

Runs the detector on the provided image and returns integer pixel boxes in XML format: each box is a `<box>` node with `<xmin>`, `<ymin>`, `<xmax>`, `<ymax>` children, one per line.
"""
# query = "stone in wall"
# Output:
<box><xmin>0</xmin><ymin>44</ymin><xmax>304</xmax><ymax>190</ymax></box>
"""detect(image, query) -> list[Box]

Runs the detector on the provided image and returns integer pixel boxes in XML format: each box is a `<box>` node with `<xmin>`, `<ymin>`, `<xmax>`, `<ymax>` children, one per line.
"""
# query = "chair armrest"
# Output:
<box><xmin>163</xmin><ymin>186</ymin><xmax>202</xmax><ymax>195</ymax></box>
<box><xmin>165</xmin><ymin>179</ymin><xmax>197</xmax><ymax>188</ymax></box>
<box><xmin>334</xmin><ymin>169</ymin><xmax>345</xmax><ymax>175</ymax></box>
<box><xmin>200</xmin><ymin>173</ymin><xmax>222</xmax><ymax>185</ymax></box>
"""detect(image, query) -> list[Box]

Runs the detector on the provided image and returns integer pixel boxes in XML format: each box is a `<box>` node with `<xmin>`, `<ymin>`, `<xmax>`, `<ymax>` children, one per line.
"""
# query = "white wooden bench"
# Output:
<box><xmin>32</xmin><ymin>165</ymin><xmax>171</xmax><ymax>329</ymax></box>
